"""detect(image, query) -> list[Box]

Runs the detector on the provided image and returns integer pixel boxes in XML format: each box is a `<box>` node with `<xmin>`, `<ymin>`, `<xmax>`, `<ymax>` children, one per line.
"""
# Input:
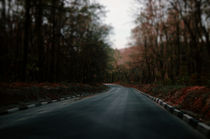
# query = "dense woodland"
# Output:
<box><xmin>1</xmin><ymin>0</ymin><xmax>209</xmax><ymax>85</ymax></box>
<box><xmin>112</xmin><ymin>0</ymin><xmax>210</xmax><ymax>85</ymax></box>
<box><xmin>0</xmin><ymin>0</ymin><xmax>113</xmax><ymax>83</ymax></box>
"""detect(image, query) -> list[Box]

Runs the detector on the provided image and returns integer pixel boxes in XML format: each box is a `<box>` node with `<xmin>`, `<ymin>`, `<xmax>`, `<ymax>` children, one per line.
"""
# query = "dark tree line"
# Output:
<box><xmin>130</xmin><ymin>0</ymin><xmax>210</xmax><ymax>85</ymax></box>
<box><xmin>0</xmin><ymin>0</ymin><xmax>112</xmax><ymax>83</ymax></box>
<box><xmin>110</xmin><ymin>0</ymin><xmax>210</xmax><ymax>85</ymax></box>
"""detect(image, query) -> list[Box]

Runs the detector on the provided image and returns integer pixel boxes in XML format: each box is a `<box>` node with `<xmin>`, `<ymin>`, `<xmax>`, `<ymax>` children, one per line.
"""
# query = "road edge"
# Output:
<box><xmin>133</xmin><ymin>88</ymin><xmax>210</xmax><ymax>138</ymax></box>
<box><xmin>0</xmin><ymin>92</ymin><xmax>101</xmax><ymax>116</ymax></box>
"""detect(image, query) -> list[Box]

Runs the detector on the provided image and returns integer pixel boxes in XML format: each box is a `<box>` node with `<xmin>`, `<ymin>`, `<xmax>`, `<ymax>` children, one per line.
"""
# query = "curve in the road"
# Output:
<box><xmin>0</xmin><ymin>85</ymin><xmax>207</xmax><ymax>139</ymax></box>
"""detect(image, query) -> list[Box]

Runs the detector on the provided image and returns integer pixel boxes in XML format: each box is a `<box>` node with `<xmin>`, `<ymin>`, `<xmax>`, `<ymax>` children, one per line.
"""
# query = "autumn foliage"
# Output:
<box><xmin>111</xmin><ymin>0</ymin><xmax>210</xmax><ymax>85</ymax></box>
<box><xmin>122</xmin><ymin>83</ymin><xmax>210</xmax><ymax>123</ymax></box>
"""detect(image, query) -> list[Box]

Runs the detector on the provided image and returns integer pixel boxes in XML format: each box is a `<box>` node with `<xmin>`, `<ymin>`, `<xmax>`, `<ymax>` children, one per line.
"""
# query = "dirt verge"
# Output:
<box><xmin>0</xmin><ymin>82</ymin><xmax>108</xmax><ymax>111</ymax></box>
<box><xmin>120</xmin><ymin>83</ymin><xmax>210</xmax><ymax>125</ymax></box>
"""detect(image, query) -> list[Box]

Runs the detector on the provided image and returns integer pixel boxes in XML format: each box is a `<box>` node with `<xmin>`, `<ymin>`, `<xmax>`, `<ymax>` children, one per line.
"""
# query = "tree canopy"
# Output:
<box><xmin>0</xmin><ymin>0</ymin><xmax>113</xmax><ymax>83</ymax></box>
<box><xmin>110</xmin><ymin>0</ymin><xmax>210</xmax><ymax>85</ymax></box>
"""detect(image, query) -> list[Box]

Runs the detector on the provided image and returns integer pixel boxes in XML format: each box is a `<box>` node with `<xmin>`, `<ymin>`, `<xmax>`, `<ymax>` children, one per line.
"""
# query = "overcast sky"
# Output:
<box><xmin>98</xmin><ymin>0</ymin><xmax>135</xmax><ymax>49</ymax></box>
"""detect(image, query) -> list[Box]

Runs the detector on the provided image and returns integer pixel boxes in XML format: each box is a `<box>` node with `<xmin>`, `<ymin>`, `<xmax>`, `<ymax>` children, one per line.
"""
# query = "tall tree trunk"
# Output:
<box><xmin>36</xmin><ymin>0</ymin><xmax>44</xmax><ymax>82</ymax></box>
<box><xmin>22</xmin><ymin>0</ymin><xmax>31</xmax><ymax>81</ymax></box>
<box><xmin>50</xmin><ymin>0</ymin><xmax>57</xmax><ymax>82</ymax></box>
<box><xmin>175</xmin><ymin>20</ymin><xmax>180</xmax><ymax>76</ymax></box>
<box><xmin>0</xmin><ymin>0</ymin><xmax>6</xmax><ymax>80</ymax></box>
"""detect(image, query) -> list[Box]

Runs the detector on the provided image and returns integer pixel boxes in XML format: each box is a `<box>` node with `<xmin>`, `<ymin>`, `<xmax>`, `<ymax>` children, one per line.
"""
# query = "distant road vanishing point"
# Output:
<box><xmin>0</xmin><ymin>84</ymin><xmax>207</xmax><ymax>139</ymax></box>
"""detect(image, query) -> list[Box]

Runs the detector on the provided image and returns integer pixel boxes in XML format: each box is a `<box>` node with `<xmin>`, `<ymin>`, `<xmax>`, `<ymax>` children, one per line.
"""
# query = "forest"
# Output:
<box><xmin>0</xmin><ymin>0</ymin><xmax>113</xmax><ymax>83</ymax></box>
<box><xmin>0</xmin><ymin>0</ymin><xmax>210</xmax><ymax>86</ymax></box>
<box><xmin>111</xmin><ymin>0</ymin><xmax>210</xmax><ymax>86</ymax></box>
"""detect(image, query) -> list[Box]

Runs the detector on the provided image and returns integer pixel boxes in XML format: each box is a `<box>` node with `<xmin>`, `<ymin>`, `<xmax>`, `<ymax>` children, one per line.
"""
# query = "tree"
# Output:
<box><xmin>125</xmin><ymin>0</ymin><xmax>210</xmax><ymax>85</ymax></box>
<box><xmin>22</xmin><ymin>0</ymin><xmax>31</xmax><ymax>81</ymax></box>
<box><xmin>0</xmin><ymin>0</ymin><xmax>112</xmax><ymax>83</ymax></box>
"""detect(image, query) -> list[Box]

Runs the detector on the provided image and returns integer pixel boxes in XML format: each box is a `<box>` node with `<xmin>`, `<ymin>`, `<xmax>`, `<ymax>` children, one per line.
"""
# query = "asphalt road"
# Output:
<box><xmin>0</xmin><ymin>85</ymin><xmax>207</xmax><ymax>139</ymax></box>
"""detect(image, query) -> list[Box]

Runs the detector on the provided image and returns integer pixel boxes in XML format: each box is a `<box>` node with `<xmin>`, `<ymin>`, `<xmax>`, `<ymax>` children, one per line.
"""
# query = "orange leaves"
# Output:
<box><xmin>125</xmin><ymin>84</ymin><xmax>210</xmax><ymax>122</ymax></box>
<box><xmin>185</xmin><ymin>86</ymin><xmax>206</xmax><ymax>92</ymax></box>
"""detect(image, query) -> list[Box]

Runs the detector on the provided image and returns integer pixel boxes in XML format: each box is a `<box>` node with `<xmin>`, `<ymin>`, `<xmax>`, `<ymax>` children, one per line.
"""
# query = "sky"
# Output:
<box><xmin>98</xmin><ymin>0</ymin><xmax>135</xmax><ymax>49</ymax></box>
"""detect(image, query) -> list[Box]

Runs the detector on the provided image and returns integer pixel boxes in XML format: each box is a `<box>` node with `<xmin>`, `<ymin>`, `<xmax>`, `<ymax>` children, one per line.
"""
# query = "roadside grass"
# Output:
<box><xmin>0</xmin><ymin>82</ymin><xmax>108</xmax><ymax>111</ymax></box>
